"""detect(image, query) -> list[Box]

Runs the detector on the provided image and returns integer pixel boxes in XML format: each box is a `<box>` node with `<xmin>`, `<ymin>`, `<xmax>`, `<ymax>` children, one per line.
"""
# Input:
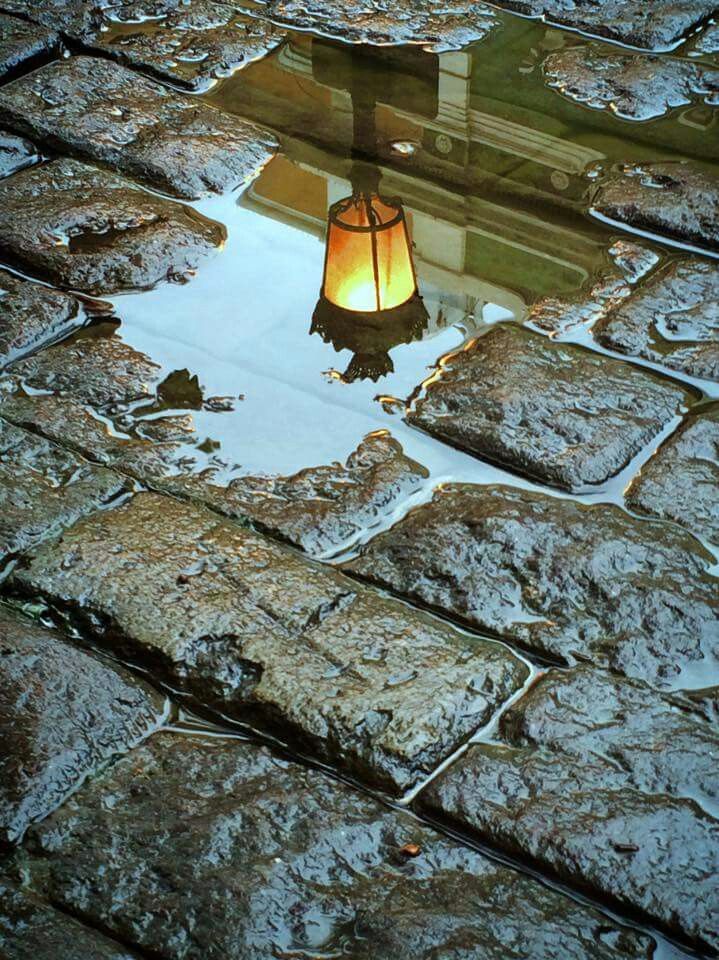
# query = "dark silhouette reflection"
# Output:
<box><xmin>311</xmin><ymin>38</ymin><xmax>439</xmax><ymax>121</ymax></box>
<box><xmin>133</xmin><ymin>368</ymin><xmax>205</xmax><ymax>417</ymax></box>
<box><xmin>311</xmin><ymin>293</ymin><xmax>428</xmax><ymax>382</ymax></box>
<box><xmin>156</xmin><ymin>369</ymin><xmax>204</xmax><ymax>410</ymax></box>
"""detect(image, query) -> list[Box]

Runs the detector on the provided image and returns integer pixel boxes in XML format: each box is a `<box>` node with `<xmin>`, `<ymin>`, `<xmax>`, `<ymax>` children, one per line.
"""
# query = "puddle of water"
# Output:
<box><xmin>2</xmin><ymin>11</ymin><xmax>718</xmax><ymax>658</ymax></box>
<box><xmin>1</xmin><ymin>21</ymin><xmax>717</xmax><ymax>959</ymax></box>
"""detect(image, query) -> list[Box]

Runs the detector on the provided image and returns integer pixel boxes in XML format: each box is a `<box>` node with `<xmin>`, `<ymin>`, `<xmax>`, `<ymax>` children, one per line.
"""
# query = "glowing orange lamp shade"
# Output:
<box><xmin>321</xmin><ymin>194</ymin><xmax>417</xmax><ymax>313</ymax></box>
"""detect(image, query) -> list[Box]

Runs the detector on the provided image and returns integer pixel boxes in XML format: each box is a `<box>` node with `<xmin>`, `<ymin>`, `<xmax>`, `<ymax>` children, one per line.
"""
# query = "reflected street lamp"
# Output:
<box><xmin>312</xmin><ymin>48</ymin><xmax>428</xmax><ymax>381</ymax></box>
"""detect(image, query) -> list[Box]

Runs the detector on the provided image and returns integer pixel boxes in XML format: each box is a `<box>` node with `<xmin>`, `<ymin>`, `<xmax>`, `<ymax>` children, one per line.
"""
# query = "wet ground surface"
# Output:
<box><xmin>0</xmin><ymin>1</ymin><xmax>718</xmax><ymax>958</ymax></box>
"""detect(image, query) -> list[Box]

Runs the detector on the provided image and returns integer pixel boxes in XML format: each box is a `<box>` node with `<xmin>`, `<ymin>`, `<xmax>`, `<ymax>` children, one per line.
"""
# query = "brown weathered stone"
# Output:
<box><xmin>489</xmin><ymin>0</ymin><xmax>718</xmax><ymax>50</ymax></box>
<box><xmin>346</xmin><ymin>483</ymin><xmax>719</xmax><ymax>690</ymax></box>
<box><xmin>9</xmin><ymin>491</ymin><xmax>528</xmax><ymax>792</ymax></box>
<box><xmin>406</xmin><ymin>324</ymin><xmax>689</xmax><ymax>490</ymax></box>
<box><xmin>0</xmin><ymin>603</ymin><xmax>166</xmax><ymax>845</ymax></box>
<box><xmin>0</xmin><ymin>129</ymin><xmax>37</xmax><ymax>179</ymax></box>
<box><xmin>594</xmin><ymin>258</ymin><xmax>719</xmax><ymax>383</ymax></box>
<box><xmin>93</xmin><ymin>0</ymin><xmax>286</xmax><ymax>91</ymax></box>
<box><xmin>593</xmin><ymin>162</ymin><xmax>719</xmax><ymax>254</ymax></box>
<box><xmin>0</xmin><ymin>55</ymin><xmax>278</xmax><ymax>198</ymax></box>
<box><xmin>0</xmin><ymin>269</ymin><xmax>83</xmax><ymax>369</ymax></box>
<box><xmin>257</xmin><ymin>0</ymin><xmax>497</xmax><ymax>51</ymax></box>
<box><xmin>0</xmin><ymin>874</ymin><xmax>137</xmax><ymax>959</ymax></box>
<box><xmin>626</xmin><ymin>403</ymin><xmax>719</xmax><ymax>543</ymax></box>
<box><xmin>20</xmin><ymin>731</ymin><xmax>656</xmax><ymax>960</ymax></box>
<box><xmin>0</xmin><ymin>13</ymin><xmax>57</xmax><ymax>80</ymax></box>
<box><xmin>544</xmin><ymin>46</ymin><xmax>719</xmax><ymax>120</ymax></box>
<box><xmin>0</xmin><ymin>158</ymin><xmax>226</xmax><ymax>294</ymax></box>
<box><xmin>0</xmin><ymin>417</ymin><xmax>128</xmax><ymax>560</ymax></box>
<box><xmin>499</xmin><ymin>665</ymin><xmax>719</xmax><ymax>806</ymax></box>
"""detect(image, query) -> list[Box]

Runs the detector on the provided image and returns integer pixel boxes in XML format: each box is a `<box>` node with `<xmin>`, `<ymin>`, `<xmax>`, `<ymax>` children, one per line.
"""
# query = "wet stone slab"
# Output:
<box><xmin>93</xmin><ymin>0</ymin><xmax>286</xmax><ymax>91</ymax></box>
<box><xmin>405</xmin><ymin>324</ymin><xmax>689</xmax><ymax>491</ymax></box>
<box><xmin>258</xmin><ymin>0</ymin><xmax>498</xmax><ymax>51</ymax></box>
<box><xmin>0</xmin><ymin>325</ymin><xmax>163</xmax><ymax>408</ymax></box>
<box><xmin>626</xmin><ymin>403</ymin><xmax>719</xmax><ymax>543</ymax></box>
<box><xmin>0</xmin><ymin>269</ymin><xmax>84</xmax><ymax>369</ymax></box>
<box><xmin>527</xmin><ymin>240</ymin><xmax>658</xmax><ymax>337</ymax></box>
<box><xmin>346</xmin><ymin>483</ymin><xmax>719</xmax><ymax>690</ymax></box>
<box><xmin>593</xmin><ymin>161</ymin><xmax>719</xmax><ymax>254</ymax></box>
<box><xmin>0</xmin><ymin>874</ymin><xmax>137</xmax><ymax>959</ymax></box>
<box><xmin>9</xmin><ymin>491</ymin><xmax>529</xmax><ymax>793</ymax></box>
<box><xmin>594</xmin><ymin>257</ymin><xmax>719</xmax><ymax>383</ymax></box>
<box><xmin>499</xmin><ymin>664</ymin><xmax>719</xmax><ymax>809</ymax></box>
<box><xmin>0</xmin><ymin>55</ymin><xmax>278</xmax><ymax>199</ymax></box>
<box><xmin>0</xmin><ymin>603</ymin><xmax>166</xmax><ymax>845</ymax></box>
<box><xmin>694</xmin><ymin>21</ymin><xmax>719</xmax><ymax>56</ymax></box>
<box><xmin>0</xmin><ymin>330</ymin><xmax>429</xmax><ymax>555</ymax></box>
<box><xmin>0</xmin><ymin>129</ymin><xmax>37</xmax><ymax>179</ymax></box>
<box><xmin>18</xmin><ymin>730</ymin><xmax>656</xmax><ymax>960</ymax></box>
<box><xmin>0</xmin><ymin>417</ymin><xmax>128</xmax><ymax>561</ymax></box>
<box><xmin>544</xmin><ymin>45</ymin><xmax>719</xmax><ymax>121</ymax></box>
<box><xmin>489</xmin><ymin>0</ymin><xmax>718</xmax><ymax>50</ymax></box>
<box><xmin>0</xmin><ymin>13</ymin><xmax>56</xmax><ymax>80</ymax></box>
<box><xmin>0</xmin><ymin>158</ymin><xmax>226</xmax><ymax>295</ymax></box>
<box><xmin>0</xmin><ymin>0</ymin><xmax>104</xmax><ymax>41</ymax></box>
<box><xmin>421</xmin><ymin>696</ymin><xmax>719</xmax><ymax>953</ymax></box>
<box><xmin>172</xmin><ymin>431</ymin><xmax>430</xmax><ymax>556</ymax></box>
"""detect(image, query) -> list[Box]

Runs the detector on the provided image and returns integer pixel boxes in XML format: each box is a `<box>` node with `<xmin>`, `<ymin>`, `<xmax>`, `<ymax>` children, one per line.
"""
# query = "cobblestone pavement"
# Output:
<box><xmin>0</xmin><ymin>1</ymin><xmax>718</xmax><ymax>958</ymax></box>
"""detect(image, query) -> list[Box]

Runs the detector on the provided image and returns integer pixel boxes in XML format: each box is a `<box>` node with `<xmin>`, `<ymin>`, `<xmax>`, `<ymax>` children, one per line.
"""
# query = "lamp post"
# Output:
<box><xmin>312</xmin><ymin>50</ymin><xmax>428</xmax><ymax>380</ymax></box>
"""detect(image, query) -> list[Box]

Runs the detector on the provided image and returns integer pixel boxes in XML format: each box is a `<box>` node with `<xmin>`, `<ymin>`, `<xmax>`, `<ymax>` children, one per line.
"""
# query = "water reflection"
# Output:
<box><xmin>308</xmin><ymin>46</ymin><xmax>431</xmax><ymax>380</ymax></box>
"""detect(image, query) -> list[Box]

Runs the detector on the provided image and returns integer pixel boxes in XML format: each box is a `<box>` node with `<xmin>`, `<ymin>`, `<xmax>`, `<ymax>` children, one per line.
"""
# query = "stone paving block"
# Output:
<box><xmin>0</xmin><ymin>129</ymin><xmax>37</xmax><ymax>179</ymax></box>
<box><xmin>0</xmin><ymin>330</ymin><xmax>429</xmax><ymax>555</ymax></box>
<box><xmin>607</xmin><ymin>239</ymin><xmax>660</xmax><ymax>285</ymax></box>
<box><xmin>594</xmin><ymin>257</ymin><xmax>719</xmax><ymax>383</ymax></box>
<box><xmin>180</xmin><ymin>431</ymin><xmax>429</xmax><ymax>555</ymax></box>
<box><xmin>406</xmin><ymin>324</ymin><xmax>689</xmax><ymax>490</ymax></box>
<box><xmin>0</xmin><ymin>417</ymin><xmax>128</xmax><ymax>561</ymax></box>
<box><xmin>626</xmin><ymin>403</ymin><xmax>719</xmax><ymax>543</ymax></box>
<box><xmin>528</xmin><ymin>241</ymin><xmax>657</xmax><ymax>337</ymax></box>
<box><xmin>0</xmin><ymin>12</ymin><xmax>57</xmax><ymax>80</ymax></box>
<box><xmin>489</xmin><ymin>0</ymin><xmax>718</xmax><ymax>50</ymax></box>
<box><xmin>0</xmin><ymin>874</ymin><xmax>137</xmax><ymax>959</ymax></box>
<box><xmin>544</xmin><ymin>45</ymin><xmax>719</xmax><ymax>121</ymax></box>
<box><xmin>0</xmin><ymin>603</ymin><xmax>166</xmax><ymax>845</ymax></box>
<box><xmin>0</xmin><ymin>55</ymin><xmax>278</xmax><ymax>198</ymax></box>
<box><xmin>346</xmin><ymin>483</ymin><xmax>719</xmax><ymax>690</ymax></box>
<box><xmin>421</xmin><ymin>731</ymin><xmax>719</xmax><ymax>953</ymax></box>
<box><xmin>0</xmin><ymin>268</ymin><xmax>84</xmax><ymax>369</ymax></box>
<box><xmin>0</xmin><ymin>0</ymin><xmax>104</xmax><ymax>40</ymax></box>
<box><xmin>499</xmin><ymin>664</ymin><xmax>719</xmax><ymax>807</ymax></box>
<box><xmin>0</xmin><ymin>158</ymin><xmax>226</xmax><ymax>295</ymax></box>
<box><xmin>9</xmin><ymin>491</ymin><xmax>529</xmax><ymax>792</ymax></box>
<box><xmin>93</xmin><ymin>0</ymin><xmax>286</xmax><ymax>91</ymax></box>
<box><xmin>257</xmin><ymin>0</ymin><xmax>498</xmax><ymax>51</ymax></box>
<box><xmin>1</xmin><ymin>324</ymin><xmax>162</xmax><ymax>408</ymax></box>
<box><xmin>685</xmin><ymin>685</ymin><xmax>719</xmax><ymax>723</ymax></box>
<box><xmin>593</xmin><ymin>162</ymin><xmax>719</xmax><ymax>254</ymax></box>
<box><xmin>528</xmin><ymin>274</ymin><xmax>630</xmax><ymax>337</ymax></box>
<box><xmin>19</xmin><ymin>730</ymin><xmax>656</xmax><ymax>959</ymax></box>
<box><xmin>695</xmin><ymin>21</ymin><xmax>719</xmax><ymax>55</ymax></box>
